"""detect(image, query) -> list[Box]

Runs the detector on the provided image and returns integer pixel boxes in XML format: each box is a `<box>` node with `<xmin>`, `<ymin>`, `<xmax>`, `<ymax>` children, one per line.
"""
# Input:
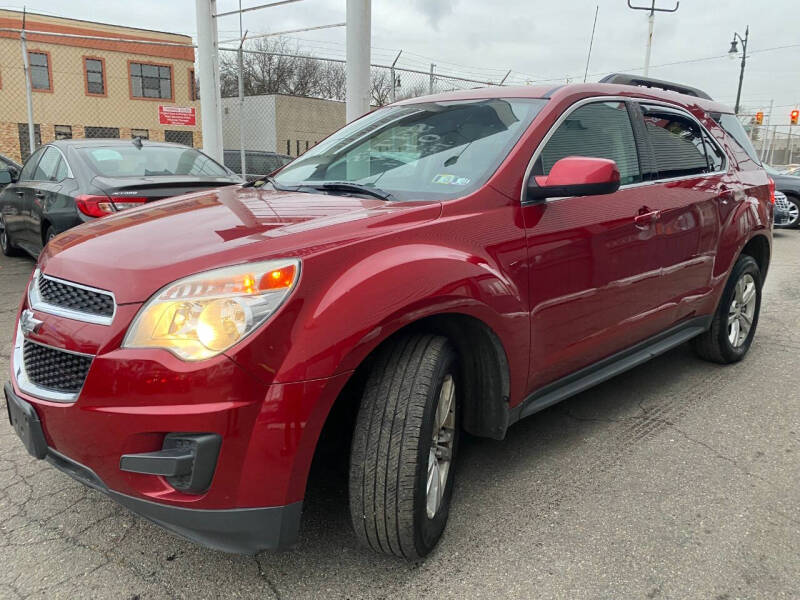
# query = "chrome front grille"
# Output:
<box><xmin>775</xmin><ymin>193</ymin><xmax>789</xmax><ymax>210</ymax></box>
<box><xmin>29</xmin><ymin>269</ymin><xmax>116</xmax><ymax>325</ymax></box>
<box><xmin>38</xmin><ymin>276</ymin><xmax>114</xmax><ymax>318</ymax></box>
<box><xmin>22</xmin><ymin>340</ymin><xmax>92</xmax><ymax>395</ymax></box>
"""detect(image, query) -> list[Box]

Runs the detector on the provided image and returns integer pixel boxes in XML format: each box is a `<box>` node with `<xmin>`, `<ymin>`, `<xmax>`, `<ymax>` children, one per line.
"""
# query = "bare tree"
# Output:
<box><xmin>370</xmin><ymin>68</ymin><xmax>393</xmax><ymax>106</ymax></box>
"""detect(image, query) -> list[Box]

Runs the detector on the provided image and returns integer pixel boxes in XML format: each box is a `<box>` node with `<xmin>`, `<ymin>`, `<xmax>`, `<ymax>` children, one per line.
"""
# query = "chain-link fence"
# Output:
<box><xmin>746</xmin><ymin>124</ymin><xmax>800</xmax><ymax>166</ymax></box>
<box><xmin>0</xmin><ymin>16</ymin><xmax>201</xmax><ymax>165</ymax></box>
<box><xmin>216</xmin><ymin>37</ymin><xmax>504</xmax><ymax>174</ymax></box>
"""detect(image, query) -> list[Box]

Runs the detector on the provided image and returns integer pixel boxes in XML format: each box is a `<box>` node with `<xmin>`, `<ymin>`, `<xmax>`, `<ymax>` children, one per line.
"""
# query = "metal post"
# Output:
<box><xmin>390</xmin><ymin>50</ymin><xmax>402</xmax><ymax>103</ymax></box>
<box><xmin>769</xmin><ymin>126</ymin><xmax>777</xmax><ymax>165</ymax></box>
<box><xmin>345</xmin><ymin>0</ymin><xmax>371</xmax><ymax>123</ymax></box>
<box><xmin>733</xmin><ymin>26</ymin><xmax>748</xmax><ymax>115</ymax></box>
<box><xmin>429</xmin><ymin>63</ymin><xmax>435</xmax><ymax>95</ymax></box>
<box><xmin>195</xmin><ymin>0</ymin><xmax>224</xmax><ymax>161</ymax></box>
<box><xmin>237</xmin><ymin>0</ymin><xmax>246</xmax><ymax>178</ymax></box>
<box><xmin>788</xmin><ymin>125</ymin><xmax>794</xmax><ymax>164</ymax></box>
<box><xmin>20</xmin><ymin>18</ymin><xmax>35</xmax><ymax>157</ymax></box>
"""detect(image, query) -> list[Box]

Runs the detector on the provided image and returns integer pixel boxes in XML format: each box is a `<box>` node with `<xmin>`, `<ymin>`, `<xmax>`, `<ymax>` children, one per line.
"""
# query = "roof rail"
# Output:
<box><xmin>598</xmin><ymin>73</ymin><xmax>712</xmax><ymax>100</ymax></box>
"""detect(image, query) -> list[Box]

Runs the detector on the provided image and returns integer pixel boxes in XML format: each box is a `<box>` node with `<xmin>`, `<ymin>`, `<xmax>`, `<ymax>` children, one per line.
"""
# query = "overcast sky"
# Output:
<box><xmin>5</xmin><ymin>0</ymin><xmax>799</xmax><ymax>122</ymax></box>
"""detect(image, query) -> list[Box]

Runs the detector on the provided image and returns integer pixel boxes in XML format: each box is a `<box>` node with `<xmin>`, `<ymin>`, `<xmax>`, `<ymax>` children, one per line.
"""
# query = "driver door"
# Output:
<box><xmin>521</xmin><ymin>100</ymin><xmax>672</xmax><ymax>391</ymax></box>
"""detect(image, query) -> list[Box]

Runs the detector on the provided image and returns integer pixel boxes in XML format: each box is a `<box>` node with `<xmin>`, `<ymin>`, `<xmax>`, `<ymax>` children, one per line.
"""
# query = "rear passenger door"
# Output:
<box><xmin>26</xmin><ymin>146</ymin><xmax>67</xmax><ymax>251</ymax></box>
<box><xmin>522</xmin><ymin>100</ymin><xmax>677</xmax><ymax>390</ymax></box>
<box><xmin>636</xmin><ymin>103</ymin><xmax>725</xmax><ymax>323</ymax></box>
<box><xmin>8</xmin><ymin>147</ymin><xmax>46</xmax><ymax>250</ymax></box>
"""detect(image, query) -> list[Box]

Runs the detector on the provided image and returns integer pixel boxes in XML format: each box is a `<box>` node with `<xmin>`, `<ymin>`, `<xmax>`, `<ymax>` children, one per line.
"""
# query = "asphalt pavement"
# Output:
<box><xmin>0</xmin><ymin>231</ymin><xmax>798</xmax><ymax>599</ymax></box>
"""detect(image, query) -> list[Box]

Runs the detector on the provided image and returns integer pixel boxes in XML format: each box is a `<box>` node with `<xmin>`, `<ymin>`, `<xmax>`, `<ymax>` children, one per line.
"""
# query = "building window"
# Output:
<box><xmin>17</xmin><ymin>123</ymin><xmax>42</xmax><ymax>160</ymax></box>
<box><xmin>54</xmin><ymin>125</ymin><xmax>72</xmax><ymax>140</ymax></box>
<box><xmin>130</xmin><ymin>62</ymin><xmax>172</xmax><ymax>100</ymax></box>
<box><xmin>28</xmin><ymin>51</ymin><xmax>52</xmax><ymax>91</ymax></box>
<box><xmin>189</xmin><ymin>68</ymin><xmax>199</xmax><ymax>101</ymax></box>
<box><xmin>84</xmin><ymin>57</ymin><xmax>106</xmax><ymax>96</ymax></box>
<box><xmin>85</xmin><ymin>126</ymin><xmax>120</xmax><ymax>139</ymax></box>
<box><xmin>165</xmin><ymin>130</ymin><xmax>194</xmax><ymax>147</ymax></box>
<box><xmin>131</xmin><ymin>129</ymin><xmax>149</xmax><ymax>140</ymax></box>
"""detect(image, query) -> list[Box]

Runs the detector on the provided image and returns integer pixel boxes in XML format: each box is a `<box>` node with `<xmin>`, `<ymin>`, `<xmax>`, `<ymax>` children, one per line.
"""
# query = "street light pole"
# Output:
<box><xmin>729</xmin><ymin>26</ymin><xmax>749</xmax><ymax>115</ymax></box>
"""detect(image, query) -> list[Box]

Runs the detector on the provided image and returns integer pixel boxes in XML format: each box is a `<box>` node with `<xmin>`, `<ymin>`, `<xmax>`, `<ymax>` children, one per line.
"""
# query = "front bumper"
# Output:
<box><xmin>5</xmin><ymin>381</ymin><xmax>301</xmax><ymax>553</ymax></box>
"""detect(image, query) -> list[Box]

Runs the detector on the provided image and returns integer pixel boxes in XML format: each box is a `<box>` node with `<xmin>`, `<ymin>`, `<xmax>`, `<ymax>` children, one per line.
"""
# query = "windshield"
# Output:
<box><xmin>274</xmin><ymin>98</ymin><xmax>548</xmax><ymax>200</ymax></box>
<box><xmin>78</xmin><ymin>145</ymin><xmax>231</xmax><ymax>178</ymax></box>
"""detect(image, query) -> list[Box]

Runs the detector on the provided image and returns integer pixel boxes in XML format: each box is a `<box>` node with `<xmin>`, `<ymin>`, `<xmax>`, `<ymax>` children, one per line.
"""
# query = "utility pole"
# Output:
<box><xmin>760</xmin><ymin>99</ymin><xmax>773</xmax><ymax>162</ymax></box>
<box><xmin>195</xmin><ymin>0</ymin><xmax>224</xmax><ymax>162</ymax></box>
<box><xmin>583</xmin><ymin>5</ymin><xmax>599</xmax><ymax>83</ymax></box>
<box><xmin>346</xmin><ymin>0</ymin><xmax>371</xmax><ymax>122</ymax></box>
<box><xmin>627</xmin><ymin>1</ymin><xmax>679</xmax><ymax>77</ymax></box>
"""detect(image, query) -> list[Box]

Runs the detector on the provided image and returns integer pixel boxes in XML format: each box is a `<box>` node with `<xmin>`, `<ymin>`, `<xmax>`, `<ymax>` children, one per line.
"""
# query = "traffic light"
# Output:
<box><xmin>755</xmin><ymin>111</ymin><xmax>764</xmax><ymax>125</ymax></box>
<box><xmin>792</xmin><ymin>109</ymin><xmax>799</xmax><ymax>125</ymax></box>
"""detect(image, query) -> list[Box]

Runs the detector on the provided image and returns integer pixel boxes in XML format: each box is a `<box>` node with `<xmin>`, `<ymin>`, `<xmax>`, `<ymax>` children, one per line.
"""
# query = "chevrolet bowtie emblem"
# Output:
<box><xmin>20</xmin><ymin>309</ymin><xmax>43</xmax><ymax>336</ymax></box>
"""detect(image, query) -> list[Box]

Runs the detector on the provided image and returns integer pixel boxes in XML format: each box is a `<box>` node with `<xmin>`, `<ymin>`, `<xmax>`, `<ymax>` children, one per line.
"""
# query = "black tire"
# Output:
<box><xmin>693</xmin><ymin>255</ymin><xmax>762</xmax><ymax>364</ymax></box>
<box><xmin>349</xmin><ymin>334</ymin><xmax>459</xmax><ymax>560</ymax></box>
<box><xmin>780</xmin><ymin>194</ymin><xmax>800</xmax><ymax>229</ymax></box>
<box><xmin>0</xmin><ymin>216</ymin><xmax>23</xmax><ymax>257</ymax></box>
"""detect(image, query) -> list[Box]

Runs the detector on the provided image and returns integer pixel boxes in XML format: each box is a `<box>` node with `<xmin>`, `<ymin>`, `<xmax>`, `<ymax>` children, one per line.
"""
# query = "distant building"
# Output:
<box><xmin>0</xmin><ymin>9</ymin><xmax>201</xmax><ymax>163</ymax></box>
<box><xmin>221</xmin><ymin>94</ymin><xmax>347</xmax><ymax>157</ymax></box>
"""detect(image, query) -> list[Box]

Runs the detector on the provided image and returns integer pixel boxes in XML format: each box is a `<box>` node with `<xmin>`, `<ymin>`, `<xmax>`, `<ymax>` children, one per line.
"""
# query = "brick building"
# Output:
<box><xmin>0</xmin><ymin>9</ymin><xmax>201</xmax><ymax>164</ymax></box>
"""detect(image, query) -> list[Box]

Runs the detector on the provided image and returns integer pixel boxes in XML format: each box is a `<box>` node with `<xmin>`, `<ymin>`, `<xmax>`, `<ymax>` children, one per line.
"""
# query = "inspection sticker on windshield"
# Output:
<box><xmin>432</xmin><ymin>174</ymin><xmax>470</xmax><ymax>185</ymax></box>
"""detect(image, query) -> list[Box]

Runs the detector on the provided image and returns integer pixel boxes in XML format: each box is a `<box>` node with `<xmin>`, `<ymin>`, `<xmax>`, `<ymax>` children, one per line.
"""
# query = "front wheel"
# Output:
<box><xmin>693</xmin><ymin>254</ymin><xmax>762</xmax><ymax>364</ymax></box>
<box><xmin>349</xmin><ymin>334</ymin><xmax>459</xmax><ymax>560</ymax></box>
<box><xmin>778</xmin><ymin>194</ymin><xmax>800</xmax><ymax>229</ymax></box>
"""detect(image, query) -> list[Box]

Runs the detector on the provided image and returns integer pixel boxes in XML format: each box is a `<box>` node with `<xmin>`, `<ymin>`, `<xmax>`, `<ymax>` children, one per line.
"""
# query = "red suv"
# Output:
<box><xmin>5</xmin><ymin>75</ymin><xmax>772</xmax><ymax>559</ymax></box>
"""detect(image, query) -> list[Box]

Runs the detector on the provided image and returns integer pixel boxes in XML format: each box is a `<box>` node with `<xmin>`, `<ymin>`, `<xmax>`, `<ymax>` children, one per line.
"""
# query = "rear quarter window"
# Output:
<box><xmin>716</xmin><ymin>113</ymin><xmax>761</xmax><ymax>165</ymax></box>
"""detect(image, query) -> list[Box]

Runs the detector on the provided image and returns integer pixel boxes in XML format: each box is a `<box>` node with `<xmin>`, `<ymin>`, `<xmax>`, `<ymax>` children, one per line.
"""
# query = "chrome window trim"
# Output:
<box><xmin>28</xmin><ymin>269</ymin><xmax>117</xmax><ymax>326</ymax></box>
<box><xmin>11</xmin><ymin>321</ymin><xmax>94</xmax><ymax>403</ymax></box>
<box><xmin>519</xmin><ymin>95</ymin><xmax>729</xmax><ymax>204</ymax></box>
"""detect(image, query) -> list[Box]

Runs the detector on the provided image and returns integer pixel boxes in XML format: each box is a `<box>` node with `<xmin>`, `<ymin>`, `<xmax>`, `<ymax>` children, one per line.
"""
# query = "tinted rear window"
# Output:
<box><xmin>716</xmin><ymin>113</ymin><xmax>760</xmax><ymax>164</ymax></box>
<box><xmin>78</xmin><ymin>145</ymin><xmax>230</xmax><ymax>178</ymax></box>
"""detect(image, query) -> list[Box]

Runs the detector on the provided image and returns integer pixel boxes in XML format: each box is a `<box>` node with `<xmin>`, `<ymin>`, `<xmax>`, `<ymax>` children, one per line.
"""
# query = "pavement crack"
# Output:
<box><xmin>253</xmin><ymin>554</ymin><xmax>282</xmax><ymax>600</ymax></box>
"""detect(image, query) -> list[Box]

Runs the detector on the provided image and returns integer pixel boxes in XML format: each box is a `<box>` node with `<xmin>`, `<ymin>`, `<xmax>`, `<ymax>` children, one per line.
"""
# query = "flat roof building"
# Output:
<box><xmin>0</xmin><ymin>9</ymin><xmax>201</xmax><ymax>163</ymax></box>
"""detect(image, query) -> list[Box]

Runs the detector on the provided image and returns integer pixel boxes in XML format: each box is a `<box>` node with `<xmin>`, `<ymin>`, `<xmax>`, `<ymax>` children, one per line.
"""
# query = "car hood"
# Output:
<box><xmin>40</xmin><ymin>184</ymin><xmax>442</xmax><ymax>303</ymax></box>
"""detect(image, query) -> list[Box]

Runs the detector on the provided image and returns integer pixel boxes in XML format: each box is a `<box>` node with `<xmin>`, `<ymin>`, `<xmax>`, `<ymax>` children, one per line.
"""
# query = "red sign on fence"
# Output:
<box><xmin>158</xmin><ymin>105</ymin><xmax>196</xmax><ymax>126</ymax></box>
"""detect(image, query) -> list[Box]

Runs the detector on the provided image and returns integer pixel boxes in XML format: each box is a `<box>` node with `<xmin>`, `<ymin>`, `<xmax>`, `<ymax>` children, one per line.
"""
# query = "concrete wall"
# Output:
<box><xmin>221</xmin><ymin>95</ymin><xmax>277</xmax><ymax>152</ymax></box>
<box><xmin>275</xmin><ymin>95</ymin><xmax>346</xmax><ymax>157</ymax></box>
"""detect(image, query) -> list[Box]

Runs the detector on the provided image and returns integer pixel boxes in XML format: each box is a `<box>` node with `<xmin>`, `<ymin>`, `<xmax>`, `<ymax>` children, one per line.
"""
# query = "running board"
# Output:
<box><xmin>510</xmin><ymin>316</ymin><xmax>712</xmax><ymax>424</ymax></box>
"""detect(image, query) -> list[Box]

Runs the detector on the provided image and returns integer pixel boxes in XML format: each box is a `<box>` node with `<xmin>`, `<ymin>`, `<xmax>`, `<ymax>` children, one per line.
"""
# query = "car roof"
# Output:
<box><xmin>49</xmin><ymin>139</ymin><xmax>196</xmax><ymax>150</ymax></box>
<box><xmin>395</xmin><ymin>82</ymin><xmax>733</xmax><ymax>115</ymax></box>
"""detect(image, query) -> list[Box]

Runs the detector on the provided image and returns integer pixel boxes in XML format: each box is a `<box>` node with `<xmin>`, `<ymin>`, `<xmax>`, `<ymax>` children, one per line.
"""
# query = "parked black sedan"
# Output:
<box><xmin>0</xmin><ymin>139</ymin><xmax>242</xmax><ymax>258</ymax></box>
<box><xmin>0</xmin><ymin>153</ymin><xmax>21</xmax><ymax>193</ymax></box>
<box><xmin>766</xmin><ymin>165</ymin><xmax>800</xmax><ymax>229</ymax></box>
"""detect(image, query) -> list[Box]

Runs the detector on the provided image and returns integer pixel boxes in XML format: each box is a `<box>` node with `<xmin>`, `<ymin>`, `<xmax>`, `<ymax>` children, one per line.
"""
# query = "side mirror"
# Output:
<box><xmin>527</xmin><ymin>156</ymin><xmax>621</xmax><ymax>201</ymax></box>
<box><xmin>0</xmin><ymin>170</ymin><xmax>12</xmax><ymax>185</ymax></box>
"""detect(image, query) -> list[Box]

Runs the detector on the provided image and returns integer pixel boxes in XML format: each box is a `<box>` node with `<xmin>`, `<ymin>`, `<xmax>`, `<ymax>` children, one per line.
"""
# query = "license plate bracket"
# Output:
<box><xmin>5</xmin><ymin>384</ymin><xmax>48</xmax><ymax>459</ymax></box>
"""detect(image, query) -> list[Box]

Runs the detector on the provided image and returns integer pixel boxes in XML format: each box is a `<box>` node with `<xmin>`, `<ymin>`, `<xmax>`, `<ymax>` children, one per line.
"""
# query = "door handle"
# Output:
<box><xmin>34</xmin><ymin>191</ymin><xmax>45</xmax><ymax>199</ymax></box>
<box><xmin>634</xmin><ymin>210</ymin><xmax>661</xmax><ymax>227</ymax></box>
<box><xmin>15</xmin><ymin>190</ymin><xmax>24</xmax><ymax>197</ymax></box>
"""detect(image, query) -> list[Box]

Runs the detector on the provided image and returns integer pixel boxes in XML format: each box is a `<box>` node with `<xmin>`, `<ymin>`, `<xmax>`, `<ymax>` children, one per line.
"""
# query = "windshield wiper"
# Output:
<box><xmin>311</xmin><ymin>181</ymin><xmax>395</xmax><ymax>201</ymax></box>
<box><xmin>243</xmin><ymin>175</ymin><xmax>299</xmax><ymax>192</ymax></box>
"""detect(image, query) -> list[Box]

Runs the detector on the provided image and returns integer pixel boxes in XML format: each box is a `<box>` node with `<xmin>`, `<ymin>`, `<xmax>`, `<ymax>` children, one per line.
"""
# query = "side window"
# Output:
<box><xmin>33</xmin><ymin>147</ymin><xmax>62</xmax><ymax>182</ymax></box>
<box><xmin>19</xmin><ymin>147</ymin><xmax>45</xmax><ymax>181</ymax></box>
<box><xmin>537</xmin><ymin>101</ymin><xmax>642</xmax><ymax>186</ymax></box>
<box><xmin>717</xmin><ymin>113</ymin><xmax>760</xmax><ymax>164</ymax></box>
<box><xmin>641</xmin><ymin>106</ymin><xmax>711</xmax><ymax>178</ymax></box>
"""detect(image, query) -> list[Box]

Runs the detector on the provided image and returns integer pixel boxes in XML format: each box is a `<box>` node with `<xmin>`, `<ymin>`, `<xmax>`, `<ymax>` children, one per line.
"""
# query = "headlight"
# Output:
<box><xmin>123</xmin><ymin>259</ymin><xmax>300</xmax><ymax>361</ymax></box>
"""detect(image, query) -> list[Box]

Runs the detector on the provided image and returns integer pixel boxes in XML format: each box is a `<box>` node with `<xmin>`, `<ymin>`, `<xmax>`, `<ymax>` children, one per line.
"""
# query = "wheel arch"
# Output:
<box><xmin>739</xmin><ymin>232</ymin><xmax>770</xmax><ymax>280</ymax></box>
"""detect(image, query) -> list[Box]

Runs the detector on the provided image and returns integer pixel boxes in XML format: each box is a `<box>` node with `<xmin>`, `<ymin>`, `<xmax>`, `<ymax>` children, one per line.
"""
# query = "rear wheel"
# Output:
<box><xmin>0</xmin><ymin>216</ymin><xmax>23</xmax><ymax>257</ymax></box>
<box><xmin>693</xmin><ymin>255</ymin><xmax>762</xmax><ymax>364</ymax></box>
<box><xmin>349</xmin><ymin>334</ymin><xmax>459</xmax><ymax>560</ymax></box>
<box><xmin>44</xmin><ymin>225</ymin><xmax>56</xmax><ymax>246</ymax></box>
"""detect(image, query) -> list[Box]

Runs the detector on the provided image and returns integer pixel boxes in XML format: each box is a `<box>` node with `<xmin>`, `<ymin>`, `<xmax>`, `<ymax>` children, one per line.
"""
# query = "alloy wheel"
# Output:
<box><xmin>786</xmin><ymin>201</ymin><xmax>800</xmax><ymax>227</ymax></box>
<box><xmin>728</xmin><ymin>273</ymin><xmax>757</xmax><ymax>347</ymax></box>
<box><xmin>426</xmin><ymin>374</ymin><xmax>456</xmax><ymax>519</ymax></box>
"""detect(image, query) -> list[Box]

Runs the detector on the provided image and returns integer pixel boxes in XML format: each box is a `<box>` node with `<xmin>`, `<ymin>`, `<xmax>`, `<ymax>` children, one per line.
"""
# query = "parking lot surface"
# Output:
<box><xmin>1</xmin><ymin>232</ymin><xmax>798</xmax><ymax>600</ymax></box>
